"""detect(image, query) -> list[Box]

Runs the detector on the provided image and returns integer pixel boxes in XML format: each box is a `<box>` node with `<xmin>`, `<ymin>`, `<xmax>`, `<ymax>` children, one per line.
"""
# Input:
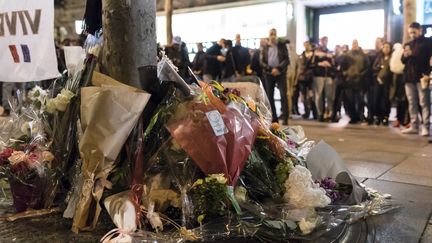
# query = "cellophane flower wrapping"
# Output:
<box><xmin>165</xmin><ymin>88</ymin><xmax>260</xmax><ymax>187</ymax></box>
<box><xmin>0</xmin><ymin>95</ymin><xmax>57</xmax><ymax>213</ymax></box>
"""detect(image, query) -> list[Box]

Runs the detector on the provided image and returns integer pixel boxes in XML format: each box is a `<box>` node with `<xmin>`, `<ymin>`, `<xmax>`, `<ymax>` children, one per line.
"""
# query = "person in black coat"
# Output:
<box><xmin>192</xmin><ymin>43</ymin><xmax>206</xmax><ymax>80</ymax></box>
<box><xmin>203</xmin><ymin>39</ymin><xmax>225</xmax><ymax>82</ymax></box>
<box><xmin>260</xmin><ymin>28</ymin><xmax>290</xmax><ymax>124</ymax></box>
<box><xmin>232</xmin><ymin>34</ymin><xmax>250</xmax><ymax>76</ymax></box>
<box><xmin>371</xmin><ymin>42</ymin><xmax>393</xmax><ymax>125</ymax></box>
<box><xmin>165</xmin><ymin>36</ymin><xmax>191</xmax><ymax>80</ymax></box>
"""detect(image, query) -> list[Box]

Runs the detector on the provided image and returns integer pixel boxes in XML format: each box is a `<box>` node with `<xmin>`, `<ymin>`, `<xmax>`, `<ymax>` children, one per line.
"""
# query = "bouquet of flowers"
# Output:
<box><xmin>0</xmin><ymin>97</ymin><xmax>57</xmax><ymax>213</ymax></box>
<box><xmin>0</xmin><ymin>136</ymin><xmax>55</xmax><ymax>212</ymax></box>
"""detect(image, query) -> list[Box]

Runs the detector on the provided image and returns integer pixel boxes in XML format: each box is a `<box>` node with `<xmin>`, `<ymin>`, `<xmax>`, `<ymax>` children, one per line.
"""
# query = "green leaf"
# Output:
<box><xmin>282</xmin><ymin>219</ymin><xmax>298</xmax><ymax>230</ymax></box>
<box><xmin>263</xmin><ymin>219</ymin><xmax>297</xmax><ymax>231</ymax></box>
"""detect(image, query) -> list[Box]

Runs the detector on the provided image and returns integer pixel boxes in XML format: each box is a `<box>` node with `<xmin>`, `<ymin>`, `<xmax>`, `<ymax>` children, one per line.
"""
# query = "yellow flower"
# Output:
<box><xmin>192</xmin><ymin>179</ymin><xmax>204</xmax><ymax>188</ymax></box>
<box><xmin>209</xmin><ymin>174</ymin><xmax>227</xmax><ymax>184</ymax></box>
<box><xmin>8</xmin><ymin>151</ymin><xmax>27</xmax><ymax>165</ymax></box>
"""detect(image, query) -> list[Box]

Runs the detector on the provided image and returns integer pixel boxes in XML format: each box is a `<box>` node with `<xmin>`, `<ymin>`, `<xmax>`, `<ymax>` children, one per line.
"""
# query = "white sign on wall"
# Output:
<box><xmin>0</xmin><ymin>0</ymin><xmax>60</xmax><ymax>82</ymax></box>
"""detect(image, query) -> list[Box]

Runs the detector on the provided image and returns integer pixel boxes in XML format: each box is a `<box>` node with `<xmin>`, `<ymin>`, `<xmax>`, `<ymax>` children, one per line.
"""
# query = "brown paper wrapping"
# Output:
<box><xmin>71</xmin><ymin>76</ymin><xmax>151</xmax><ymax>233</ymax></box>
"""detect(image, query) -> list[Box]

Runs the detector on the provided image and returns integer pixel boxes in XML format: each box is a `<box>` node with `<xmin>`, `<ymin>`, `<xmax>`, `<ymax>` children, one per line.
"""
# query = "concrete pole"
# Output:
<box><xmin>403</xmin><ymin>0</ymin><xmax>416</xmax><ymax>43</ymax></box>
<box><xmin>102</xmin><ymin>0</ymin><xmax>157</xmax><ymax>88</ymax></box>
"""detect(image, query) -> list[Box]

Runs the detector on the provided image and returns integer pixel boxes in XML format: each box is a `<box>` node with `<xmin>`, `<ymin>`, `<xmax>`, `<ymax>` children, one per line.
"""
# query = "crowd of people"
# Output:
<box><xmin>163</xmin><ymin>22</ymin><xmax>432</xmax><ymax>138</ymax></box>
<box><xmin>1</xmin><ymin>22</ymin><xmax>431</xmax><ymax>139</ymax></box>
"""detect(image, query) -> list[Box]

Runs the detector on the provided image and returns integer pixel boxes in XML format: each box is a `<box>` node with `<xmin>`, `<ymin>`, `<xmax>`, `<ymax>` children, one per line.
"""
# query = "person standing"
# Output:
<box><xmin>371</xmin><ymin>42</ymin><xmax>393</xmax><ymax>125</ymax></box>
<box><xmin>260</xmin><ymin>28</ymin><xmax>290</xmax><ymax>124</ymax></box>
<box><xmin>297</xmin><ymin>41</ymin><xmax>317</xmax><ymax>120</ymax></box>
<box><xmin>332</xmin><ymin>44</ymin><xmax>348</xmax><ymax>122</ymax></box>
<box><xmin>401</xmin><ymin>22</ymin><xmax>432</xmax><ymax>136</ymax></box>
<box><xmin>232</xmin><ymin>34</ymin><xmax>250</xmax><ymax>76</ymax></box>
<box><xmin>343</xmin><ymin>39</ymin><xmax>370</xmax><ymax>124</ymax></box>
<box><xmin>164</xmin><ymin>36</ymin><xmax>191</xmax><ymax>80</ymax></box>
<box><xmin>285</xmin><ymin>39</ymin><xmax>300</xmax><ymax>117</ymax></box>
<box><xmin>366</xmin><ymin>37</ymin><xmax>384</xmax><ymax>124</ymax></box>
<box><xmin>311</xmin><ymin>36</ymin><xmax>335</xmax><ymax>122</ymax></box>
<box><xmin>191</xmin><ymin>43</ymin><xmax>206</xmax><ymax>80</ymax></box>
<box><xmin>389</xmin><ymin>43</ymin><xmax>409</xmax><ymax>128</ymax></box>
<box><xmin>203</xmin><ymin>39</ymin><xmax>226</xmax><ymax>82</ymax></box>
<box><xmin>221</xmin><ymin>39</ymin><xmax>237</xmax><ymax>82</ymax></box>
<box><xmin>250</xmin><ymin>38</ymin><xmax>267</xmax><ymax>81</ymax></box>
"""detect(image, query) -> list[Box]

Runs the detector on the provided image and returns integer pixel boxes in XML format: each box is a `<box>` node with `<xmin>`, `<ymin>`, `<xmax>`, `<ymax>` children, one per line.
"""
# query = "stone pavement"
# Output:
<box><xmin>0</xmin><ymin>116</ymin><xmax>431</xmax><ymax>242</ymax></box>
<box><xmin>290</xmin><ymin>117</ymin><xmax>432</xmax><ymax>243</ymax></box>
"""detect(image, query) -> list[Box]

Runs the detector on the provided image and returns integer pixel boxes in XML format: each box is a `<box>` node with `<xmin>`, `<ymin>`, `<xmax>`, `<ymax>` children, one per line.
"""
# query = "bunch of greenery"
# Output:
<box><xmin>190</xmin><ymin>174</ymin><xmax>228</xmax><ymax>224</ymax></box>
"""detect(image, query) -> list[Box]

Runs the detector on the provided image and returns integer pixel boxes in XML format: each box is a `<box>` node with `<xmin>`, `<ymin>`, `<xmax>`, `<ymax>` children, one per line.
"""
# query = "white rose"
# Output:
<box><xmin>53</xmin><ymin>89</ymin><xmax>75</xmax><ymax>112</ymax></box>
<box><xmin>54</xmin><ymin>94</ymin><xmax>69</xmax><ymax>111</ymax></box>
<box><xmin>45</xmin><ymin>99</ymin><xmax>56</xmax><ymax>114</ymax></box>
<box><xmin>60</xmin><ymin>89</ymin><xmax>75</xmax><ymax>100</ymax></box>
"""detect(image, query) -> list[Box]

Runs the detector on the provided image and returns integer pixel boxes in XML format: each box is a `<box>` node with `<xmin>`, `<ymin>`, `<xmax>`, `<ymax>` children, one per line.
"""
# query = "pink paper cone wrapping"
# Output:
<box><xmin>166</xmin><ymin>101</ymin><xmax>259</xmax><ymax>186</ymax></box>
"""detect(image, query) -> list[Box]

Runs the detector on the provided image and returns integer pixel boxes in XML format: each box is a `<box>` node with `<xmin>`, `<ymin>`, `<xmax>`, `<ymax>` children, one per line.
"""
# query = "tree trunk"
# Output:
<box><xmin>102</xmin><ymin>0</ymin><xmax>157</xmax><ymax>88</ymax></box>
<box><xmin>165</xmin><ymin>0</ymin><xmax>173</xmax><ymax>45</ymax></box>
<box><xmin>403</xmin><ymin>0</ymin><xmax>416</xmax><ymax>43</ymax></box>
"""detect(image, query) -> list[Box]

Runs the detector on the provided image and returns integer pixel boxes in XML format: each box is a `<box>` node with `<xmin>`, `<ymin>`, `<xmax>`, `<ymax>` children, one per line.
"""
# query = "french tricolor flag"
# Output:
<box><xmin>8</xmin><ymin>44</ymin><xmax>31</xmax><ymax>63</ymax></box>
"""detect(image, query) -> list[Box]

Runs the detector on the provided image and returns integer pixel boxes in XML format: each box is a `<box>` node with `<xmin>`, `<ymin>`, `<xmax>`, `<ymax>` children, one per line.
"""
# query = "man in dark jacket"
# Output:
<box><xmin>192</xmin><ymin>43</ymin><xmax>206</xmax><ymax>80</ymax></box>
<box><xmin>165</xmin><ymin>36</ymin><xmax>191</xmax><ymax>80</ymax></box>
<box><xmin>311</xmin><ymin>36</ymin><xmax>335</xmax><ymax>122</ymax></box>
<box><xmin>401</xmin><ymin>22</ymin><xmax>432</xmax><ymax>136</ymax></box>
<box><xmin>343</xmin><ymin>40</ymin><xmax>370</xmax><ymax>123</ymax></box>
<box><xmin>232</xmin><ymin>34</ymin><xmax>250</xmax><ymax>76</ymax></box>
<box><xmin>260</xmin><ymin>28</ymin><xmax>290</xmax><ymax>124</ymax></box>
<box><xmin>203</xmin><ymin>39</ymin><xmax>226</xmax><ymax>82</ymax></box>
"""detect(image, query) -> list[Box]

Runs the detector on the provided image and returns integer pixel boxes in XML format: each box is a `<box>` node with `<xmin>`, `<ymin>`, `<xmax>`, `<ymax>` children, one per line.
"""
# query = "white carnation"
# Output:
<box><xmin>28</xmin><ymin>85</ymin><xmax>47</xmax><ymax>101</ymax></box>
<box><xmin>283</xmin><ymin>165</ymin><xmax>331</xmax><ymax>208</ymax></box>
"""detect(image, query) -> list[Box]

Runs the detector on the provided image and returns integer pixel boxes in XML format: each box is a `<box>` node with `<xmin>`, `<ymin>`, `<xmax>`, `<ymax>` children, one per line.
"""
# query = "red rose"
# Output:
<box><xmin>0</xmin><ymin>148</ymin><xmax>14</xmax><ymax>159</ymax></box>
<box><xmin>10</xmin><ymin>162</ymin><xmax>29</xmax><ymax>175</ymax></box>
<box><xmin>0</xmin><ymin>148</ymin><xmax>14</xmax><ymax>166</ymax></box>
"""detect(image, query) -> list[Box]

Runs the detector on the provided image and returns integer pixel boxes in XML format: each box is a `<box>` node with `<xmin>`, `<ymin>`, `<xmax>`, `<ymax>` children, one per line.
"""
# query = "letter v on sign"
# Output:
<box><xmin>0</xmin><ymin>9</ymin><xmax>41</xmax><ymax>36</ymax></box>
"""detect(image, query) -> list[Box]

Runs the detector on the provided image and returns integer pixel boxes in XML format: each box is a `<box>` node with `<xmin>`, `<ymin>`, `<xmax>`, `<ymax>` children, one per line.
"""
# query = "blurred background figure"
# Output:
<box><xmin>232</xmin><ymin>34</ymin><xmax>250</xmax><ymax>77</ymax></box>
<box><xmin>260</xmin><ymin>28</ymin><xmax>290</xmax><ymax>124</ymax></box>
<box><xmin>203</xmin><ymin>38</ymin><xmax>226</xmax><ymax>82</ymax></box>
<box><xmin>371</xmin><ymin>42</ymin><xmax>393</xmax><ymax>125</ymax></box>
<box><xmin>165</xmin><ymin>36</ymin><xmax>191</xmax><ymax>80</ymax></box>
<box><xmin>343</xmin><ymin>39</ymin><xmax>370</xmax><ymax>124</ymax></box>
<box><xmin>312</xmin><ymin>36</ymin><xmax>335</xmax><ymax>122</ymax></box>
<box><xmin>389</xmin><ymin>43</ymin><xmax>409</xmax><ymax>129</ymax></box>
<box><xmin>297</xmin><ymin>40</ymin><xmax>317</xmax><ymax>120</ymax></box>
<box><xmin>191</xmin><ymin>43</ymin><xmax>205</xmax><ymax>80</ymax></box>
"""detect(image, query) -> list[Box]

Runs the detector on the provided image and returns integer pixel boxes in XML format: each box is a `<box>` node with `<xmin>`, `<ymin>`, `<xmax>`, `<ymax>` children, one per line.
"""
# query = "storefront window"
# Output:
<box><xmin>156</xmin><ymin>1</ymin><xmax>287</xmax><ymax>45</ymax></box>
<box><xmin>319</xmin><ymin>9</ymin><xmax>385</xmax><ymax>50</ymax></box>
